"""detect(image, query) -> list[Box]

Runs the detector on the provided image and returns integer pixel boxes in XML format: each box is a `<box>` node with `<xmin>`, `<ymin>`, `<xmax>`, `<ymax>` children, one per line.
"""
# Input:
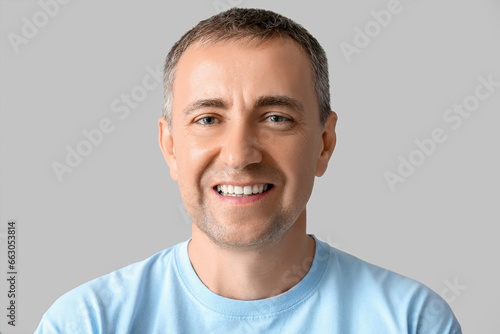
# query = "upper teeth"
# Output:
<box><xmin>217</xmin><ymin>184</ymin><xmax>269</xmax><ymax>196</ymax></box>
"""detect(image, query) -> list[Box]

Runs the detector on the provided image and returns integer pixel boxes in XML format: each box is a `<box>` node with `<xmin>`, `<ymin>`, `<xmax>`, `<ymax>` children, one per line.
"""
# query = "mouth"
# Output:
<box><xmin>213</xmin><ymin>183</ymin><xmax>274</xmax><ymax>197</ymax></box>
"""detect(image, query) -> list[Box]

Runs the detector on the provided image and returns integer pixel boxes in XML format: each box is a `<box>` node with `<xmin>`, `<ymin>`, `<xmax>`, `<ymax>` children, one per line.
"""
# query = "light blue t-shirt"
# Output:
<box><xmin>35</xmin><ymin>235</ymin><xmax>462</xmax><ymax>333</ymax></box>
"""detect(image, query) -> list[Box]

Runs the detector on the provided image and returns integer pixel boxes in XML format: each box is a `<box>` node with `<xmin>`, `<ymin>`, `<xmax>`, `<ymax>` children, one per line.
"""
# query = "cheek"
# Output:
<box><xmin>174</xmin><ymin>134</ymin><xmax>219</xmax><ymax>185</ymax></box>
<box><xmin>277</xmin><ymin>135</ymin><xmax>320</xmax><ymax>193</ymax></box>
<box><xmin>288</xmin><ymin>131</ymin><xmax>321</xmax><ymax>168</ymax></box>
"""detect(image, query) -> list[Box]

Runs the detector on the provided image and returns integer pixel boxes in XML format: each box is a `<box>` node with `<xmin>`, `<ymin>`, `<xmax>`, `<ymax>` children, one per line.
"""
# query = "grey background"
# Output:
<box><xmin>1</xmin><ymin>0</ymin><xmax>498</xmax><ymax>332</ymax></box>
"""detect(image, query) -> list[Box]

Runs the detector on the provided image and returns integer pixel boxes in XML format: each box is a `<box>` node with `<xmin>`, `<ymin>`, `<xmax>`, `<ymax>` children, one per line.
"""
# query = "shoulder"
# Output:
<box><xmin>34</xmin><ymin>242</ymin><xmax>183</xmax><ymax>333</ymax></box>
<box><xmin>316</xmin><ymin>239</ymin><xmax>462</xmax><ymax>333</ymax></box>
<box><xmin>328</xmin><ymin>245</ymin><xmax>424</xmax><ymax>293</ymax></box>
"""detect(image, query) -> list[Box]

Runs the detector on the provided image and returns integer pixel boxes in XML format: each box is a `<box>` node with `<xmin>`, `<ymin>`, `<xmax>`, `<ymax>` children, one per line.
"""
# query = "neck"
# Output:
<box><xmin>187</xmin><ymin>210</ymin><xmax>316</xmax><ymax>300</ymax></box>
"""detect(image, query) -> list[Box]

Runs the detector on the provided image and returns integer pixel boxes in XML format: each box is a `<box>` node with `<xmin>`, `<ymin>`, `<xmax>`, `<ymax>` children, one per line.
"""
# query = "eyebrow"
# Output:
<box><xmin>254</xmin><ymin>95</ymin><xmax>304</xmax><ymax>114</ymax></box>
<box><xmin>182</xmin><ymin>95</ymin><xmax>304</xmax><ymax>116</ymax></box>
<box><xmin>183</xmin><ymin>98</ymin><xmax>227</xmax><ymax>115</ymax></box>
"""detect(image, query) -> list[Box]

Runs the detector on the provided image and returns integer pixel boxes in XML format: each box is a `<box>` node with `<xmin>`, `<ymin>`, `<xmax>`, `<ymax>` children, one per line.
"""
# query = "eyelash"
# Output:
<box><xmin>196</xmin><ymin>116</ymin><xmax>218</xmax><ymax>126</ymax></box>
<box><xmin>194</xmin><ymin>114</ymin><xmax>293</xmax><ymax>126</ymax></box>
<box><xmin>267</xmin><ymin>115</ymin><xmax>291</xmax><ymax>123</ymax></box>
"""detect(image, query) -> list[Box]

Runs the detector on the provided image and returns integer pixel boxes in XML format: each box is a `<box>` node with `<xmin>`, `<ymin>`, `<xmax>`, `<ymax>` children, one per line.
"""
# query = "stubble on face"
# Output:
<box><xmin>168</xmin><ymin>38</ymin><xmax>323</xmax><ymax>251</ymax></box>
<box><xmin>182</xmin><ymin>162</ymin><xmax>309</xmax><ymax>251</ymax></box>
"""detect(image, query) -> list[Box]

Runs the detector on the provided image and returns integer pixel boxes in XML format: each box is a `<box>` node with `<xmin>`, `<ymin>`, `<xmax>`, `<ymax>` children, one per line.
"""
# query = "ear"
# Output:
<box><xmin>315</xmin><ymin>111</ymin><xmax>337</xmax><ymax>177</ymax></box>
<box><xmin>158</xmin><ymin>117</ymin><xmax>178</xmax><ymax>181</ymax></box>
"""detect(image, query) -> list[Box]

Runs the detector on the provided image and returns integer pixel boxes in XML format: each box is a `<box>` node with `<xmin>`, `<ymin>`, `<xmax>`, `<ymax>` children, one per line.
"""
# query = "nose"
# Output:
<box><xmin>219</xmin><ymin>118</ymin><xmax>262</xmax><ymax>170</ymax></box>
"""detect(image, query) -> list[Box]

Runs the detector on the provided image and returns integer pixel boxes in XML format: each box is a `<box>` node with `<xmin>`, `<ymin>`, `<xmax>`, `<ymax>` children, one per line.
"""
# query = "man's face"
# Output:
<box><xmin>159</xmin><ymin>37</ymin><xmax>336</xmax><ymax>248</ymax></box>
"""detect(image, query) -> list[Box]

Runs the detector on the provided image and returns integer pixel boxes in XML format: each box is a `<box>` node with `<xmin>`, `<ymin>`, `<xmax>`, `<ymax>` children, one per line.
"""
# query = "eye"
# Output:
<box><xmin>267</xmin><ymin>115</ymin><xmax>292</xmax><ymax>123</ymax></box>
<box><xmin>196</xmin><ymin>116</ymin><xmax>217</xmax><ymax>125</ymax></box>
<box><xmin>268</xmin><ymin>115</ymin><xmax>287</xmax><ymax>123</ymax></box>
<box><xmin>264</xmin><ymin>114</ymin><xmax>295</xmax><ymax>130</ymax></box>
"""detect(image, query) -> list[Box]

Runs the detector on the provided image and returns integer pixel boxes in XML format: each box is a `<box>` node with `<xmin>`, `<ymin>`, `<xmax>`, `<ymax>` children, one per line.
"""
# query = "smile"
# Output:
<box><xmin>215</xmin><ymin>184</ymin><xmax>274</xmax><ymax>197</ymax></box>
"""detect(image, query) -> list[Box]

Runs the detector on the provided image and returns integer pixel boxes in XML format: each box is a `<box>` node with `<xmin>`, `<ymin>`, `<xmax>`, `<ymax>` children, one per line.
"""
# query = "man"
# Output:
<box><xmin>35</xmin><ymin>8</ymin><xmax>462</xmax><ymax>333</ymax></box>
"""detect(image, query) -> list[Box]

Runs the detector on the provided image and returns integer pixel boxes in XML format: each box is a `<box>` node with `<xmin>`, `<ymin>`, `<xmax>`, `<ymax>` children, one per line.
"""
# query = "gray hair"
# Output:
<box><xmin>163</xmin><ymin>7</ymin><xmax>331</xmax><ymax>127</ymax></box>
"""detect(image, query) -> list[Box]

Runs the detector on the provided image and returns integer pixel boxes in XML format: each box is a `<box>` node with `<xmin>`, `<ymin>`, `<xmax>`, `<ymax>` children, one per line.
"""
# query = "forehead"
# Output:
<box><xmin>171</xmin><ymin>37</ymin><xmax>317</xmax><ymax>109</ymax></box>
<box><xmin>178</xmin><ymin>36</ymin><xmax>312</xmax><ymax>72</ymax></box>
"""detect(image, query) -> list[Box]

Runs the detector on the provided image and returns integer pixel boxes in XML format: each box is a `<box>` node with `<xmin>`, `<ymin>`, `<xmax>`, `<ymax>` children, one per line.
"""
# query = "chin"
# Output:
<box><xmin>199</xmin><ymin>216</ymin><xmax>293</xmax><ymax>249</ymax></box>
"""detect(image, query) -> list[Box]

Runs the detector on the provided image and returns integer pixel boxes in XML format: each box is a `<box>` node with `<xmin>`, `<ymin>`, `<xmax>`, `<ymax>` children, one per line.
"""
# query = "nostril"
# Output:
<box><xmin>221</xmin><ymin>143</ymin><xmax>263</xmax><ymax>170</ymax></box>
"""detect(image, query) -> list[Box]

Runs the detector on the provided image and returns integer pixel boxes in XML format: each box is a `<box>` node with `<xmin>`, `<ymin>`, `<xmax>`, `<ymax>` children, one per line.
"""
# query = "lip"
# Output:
<box><xmin>212</xmin><ymin>183</ymin><xmax>274</xmax><ymax>205</ymax></box>
<box><xmin>212</xmin><ymin>181</ymin><xmax>273</xmax><ymax>188</ymax></box>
